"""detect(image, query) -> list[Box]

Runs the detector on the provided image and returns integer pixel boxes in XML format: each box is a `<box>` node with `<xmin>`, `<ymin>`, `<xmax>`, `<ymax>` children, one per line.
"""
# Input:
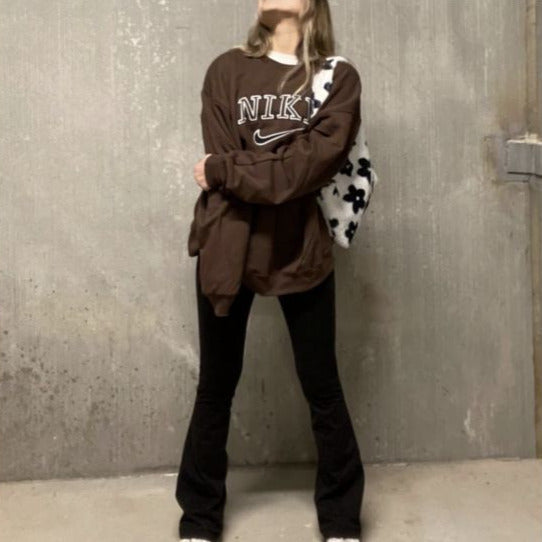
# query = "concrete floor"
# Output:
<box><xmin>0</xmin><ymin>458</ymin><xmax>540</xmax><ymax>542</ymax></box>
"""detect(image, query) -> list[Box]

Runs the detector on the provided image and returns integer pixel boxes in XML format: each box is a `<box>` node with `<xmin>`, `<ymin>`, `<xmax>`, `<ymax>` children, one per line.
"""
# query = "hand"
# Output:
<box><xmin>194</xmin><ymin>153</ymin><xmax>213</xmax><ymax>190</ymax></box>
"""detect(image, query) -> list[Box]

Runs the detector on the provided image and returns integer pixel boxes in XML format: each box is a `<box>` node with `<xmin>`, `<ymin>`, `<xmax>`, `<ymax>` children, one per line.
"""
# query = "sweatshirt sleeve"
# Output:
<box><xmin>204</xmin><ymin>61</ymin><xmax>362</xmax><ymax>205</ymax></box>
<box><xmin>200</xmin><ymin>64</ymin><xmax>240</xmax><ymax>154</ymax></box>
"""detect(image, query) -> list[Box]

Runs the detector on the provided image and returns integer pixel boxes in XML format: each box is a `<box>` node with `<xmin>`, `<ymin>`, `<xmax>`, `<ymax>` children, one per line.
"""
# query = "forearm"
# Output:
<box><xmin>204</xmin><ymin>110</ymin><xmax>361</xmax><ymax>205</ymax></box>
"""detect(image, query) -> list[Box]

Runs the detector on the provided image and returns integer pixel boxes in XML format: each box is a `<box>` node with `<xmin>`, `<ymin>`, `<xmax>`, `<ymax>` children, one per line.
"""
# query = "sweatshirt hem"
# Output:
<box><xmin>242</xmin><ymin>258</ymin><xmax>334</xmax><ymax>296</ymax></box>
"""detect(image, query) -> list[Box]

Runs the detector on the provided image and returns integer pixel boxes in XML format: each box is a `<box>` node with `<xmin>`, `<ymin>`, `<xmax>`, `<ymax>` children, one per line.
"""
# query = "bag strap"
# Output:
<box><xmin>309</xmin><ymin>55</ymin><xmax>350</xmax><ymax>119</ymax></box>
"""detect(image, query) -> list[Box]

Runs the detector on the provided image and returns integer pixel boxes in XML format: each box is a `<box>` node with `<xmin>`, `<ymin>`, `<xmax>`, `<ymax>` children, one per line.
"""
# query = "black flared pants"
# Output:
<box><xmin>175</xmin><ymin>257</ymin><xmax>364</xmax><ymax>541</ymax></box>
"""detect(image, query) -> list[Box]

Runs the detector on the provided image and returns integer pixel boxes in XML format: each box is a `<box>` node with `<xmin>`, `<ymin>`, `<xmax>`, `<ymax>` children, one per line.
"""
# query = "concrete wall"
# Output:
<box><xmin>0</xmin><ymin>0</ymin><xmax>536</xmax><ymax>481</ymax></box>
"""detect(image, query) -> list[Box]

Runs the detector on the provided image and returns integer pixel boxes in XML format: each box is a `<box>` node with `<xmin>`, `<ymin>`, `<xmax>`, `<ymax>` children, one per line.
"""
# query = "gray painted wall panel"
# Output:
<box><xmin>0</xmin><ymin>0</ymin><xmax>535</xmax><ymax>481</ymax></box>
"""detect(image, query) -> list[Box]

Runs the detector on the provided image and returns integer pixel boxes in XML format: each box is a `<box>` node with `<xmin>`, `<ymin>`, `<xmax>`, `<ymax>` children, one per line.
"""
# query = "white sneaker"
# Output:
<box><xmin>326</xmin><ymin>538</ymin><xmax>360</xmax><ymax>542</ymax></box>
<box><xmin>179</xmin><ymin>538</ymin><xmax>213</xmax><ymax>542</ymax></box>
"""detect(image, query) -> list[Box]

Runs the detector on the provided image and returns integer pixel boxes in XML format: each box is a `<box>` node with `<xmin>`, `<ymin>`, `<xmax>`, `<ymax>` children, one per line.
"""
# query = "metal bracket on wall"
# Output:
<box><xmin>496</xmin><ymin>132</ymin><xmax>542</xmax><ymax>181</ymax></box>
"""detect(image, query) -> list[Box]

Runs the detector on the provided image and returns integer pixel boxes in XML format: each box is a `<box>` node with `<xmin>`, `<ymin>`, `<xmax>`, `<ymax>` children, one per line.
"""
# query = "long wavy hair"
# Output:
<box><xmin>234</xmin><ymin>0</ymin><xmax>349</xmax><ymax>96</ymax></box>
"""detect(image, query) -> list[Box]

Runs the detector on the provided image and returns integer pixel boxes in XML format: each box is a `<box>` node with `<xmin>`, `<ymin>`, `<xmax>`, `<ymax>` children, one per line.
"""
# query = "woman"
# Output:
<box><xmin>176</xmin><ymin>1</ymin><xmax>365</xmax><ymax>541</ymax></box>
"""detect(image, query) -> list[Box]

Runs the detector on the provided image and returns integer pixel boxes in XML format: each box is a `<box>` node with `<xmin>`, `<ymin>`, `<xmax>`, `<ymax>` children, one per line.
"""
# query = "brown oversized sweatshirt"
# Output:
<box><xmin>187</xmin><ymin>46</ymin><xmax>362</xmax><ymax>317</ymax></box>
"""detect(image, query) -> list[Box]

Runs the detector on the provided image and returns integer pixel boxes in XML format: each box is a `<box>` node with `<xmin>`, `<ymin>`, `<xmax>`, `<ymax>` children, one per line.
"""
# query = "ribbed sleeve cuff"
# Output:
<box><xmin>204</xmin><ymin>154</ymin><xmax>227</xmax><ymax>190</ymax></box>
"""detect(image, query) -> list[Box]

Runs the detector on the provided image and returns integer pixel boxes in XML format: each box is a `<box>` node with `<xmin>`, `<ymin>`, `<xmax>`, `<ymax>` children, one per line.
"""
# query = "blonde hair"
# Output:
<box><xmin>233</xmin><ymin>0</ymin><xmax>350</xmax><ymax>96</ymax></box>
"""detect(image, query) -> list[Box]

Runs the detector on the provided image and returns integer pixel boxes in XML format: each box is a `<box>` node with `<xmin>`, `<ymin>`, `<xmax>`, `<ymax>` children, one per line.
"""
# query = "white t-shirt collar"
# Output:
<box><xmin>265</xmin><ymin>49</ymin><xmax>299</xmax><ymax>65</ymax></box>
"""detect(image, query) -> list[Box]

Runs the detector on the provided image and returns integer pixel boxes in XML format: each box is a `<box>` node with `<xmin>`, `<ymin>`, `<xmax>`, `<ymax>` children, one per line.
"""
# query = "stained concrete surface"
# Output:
<box><xmin>0</xmin><ymin>458</ymin><xmax>540</xmax><ymax>542</ymax></box>
<box><xmin>0</xmin><ymin>0</ymin><xmax>537</xmax><ymax>482</ymax></box>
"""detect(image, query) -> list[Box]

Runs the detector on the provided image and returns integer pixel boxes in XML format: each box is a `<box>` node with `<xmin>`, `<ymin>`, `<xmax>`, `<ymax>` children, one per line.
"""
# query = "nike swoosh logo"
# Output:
<box><xmin>253</xmin><ymin>127</ymin><xmax>306</xmax><ymax>146</ymax></box>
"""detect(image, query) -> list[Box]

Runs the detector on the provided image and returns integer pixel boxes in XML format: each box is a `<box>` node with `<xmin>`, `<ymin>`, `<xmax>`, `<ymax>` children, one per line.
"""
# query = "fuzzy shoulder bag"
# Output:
<box><xmin>310</xmin><ymin>56</ymin><xmax>379</xmax><ymax>249</ymax></box>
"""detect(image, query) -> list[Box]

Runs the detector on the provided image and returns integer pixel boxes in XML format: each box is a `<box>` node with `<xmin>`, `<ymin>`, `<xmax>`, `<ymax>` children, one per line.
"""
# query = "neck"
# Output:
<box><xmin>269</xmin><ymin>19</ymin><xmax>301</xmax><ymax>55</ymax></box>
